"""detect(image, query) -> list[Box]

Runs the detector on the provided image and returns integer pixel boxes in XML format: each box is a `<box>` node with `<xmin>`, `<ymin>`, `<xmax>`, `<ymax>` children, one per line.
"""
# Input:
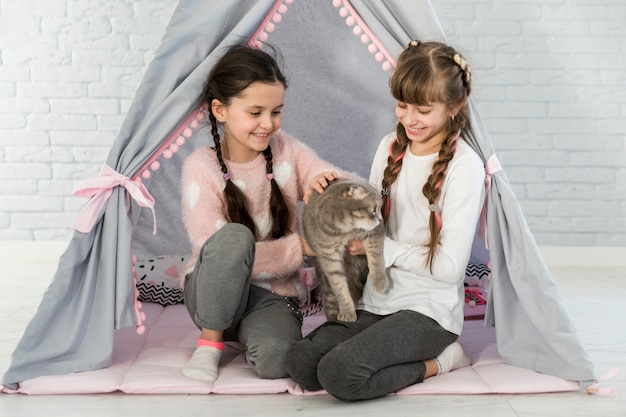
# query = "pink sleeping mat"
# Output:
<box><xmin>5</xmin><ymin>303</ymin><xmax>580</xmax><ymax>395</ymax></box>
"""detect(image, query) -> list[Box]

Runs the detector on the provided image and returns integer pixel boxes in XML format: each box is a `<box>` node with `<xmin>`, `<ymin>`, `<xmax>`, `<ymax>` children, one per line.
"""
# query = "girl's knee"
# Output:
<box><xmin>317</xmin><ymin>351</ymin><xmax>364</xmax><ymax>401</ymax></box>
<box><xmin>246</xmin><ymin>339</ymin><xmax>292</xmax><ymax>379</ymax></box>
<box><xmin>284</xmin><ymin>340</ymin><xmax>324</xmax><ymax>391</ymax></box>
<box><xmin>201</xmin><ymin>223</ymin><xmax>255</xmax><ymax>260</ymax></box>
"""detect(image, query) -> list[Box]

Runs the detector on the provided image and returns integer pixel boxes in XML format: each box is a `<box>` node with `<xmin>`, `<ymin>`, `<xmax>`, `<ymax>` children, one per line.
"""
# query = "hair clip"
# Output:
<box><xmin>381</xmin><ymin>188</ymin><xmax>391</xmax><ymax>197</ymax></box>
<box><xmin>428</xmin><ymin>204</ymin><xmax>441</xmax><ymax>212</ymax></box>
<box><xmin>223</xmin><ymin>172</ymin><xmax>230</xmax><ymax>181</ymax></box>
<box><xmin>266</xmin><ymin>173</ymin><xmax>274</xmax><ymax>180</ymax></box>
<box><xmin>408</xmin><ymin>40</ymin><xmax>420</xmax><ymax>48</ymax></box>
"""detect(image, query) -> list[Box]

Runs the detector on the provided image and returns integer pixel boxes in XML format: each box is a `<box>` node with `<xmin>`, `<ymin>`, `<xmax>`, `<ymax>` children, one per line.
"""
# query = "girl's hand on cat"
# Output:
<box><xmin>346</xmin><ymin>239</ymin><xmax>365</xmax><ymax>256</ymax></box>
<box><xmin>304</xmin><ymin>171</ymin><xmax>340</xmax><ymax>203</ymax></box>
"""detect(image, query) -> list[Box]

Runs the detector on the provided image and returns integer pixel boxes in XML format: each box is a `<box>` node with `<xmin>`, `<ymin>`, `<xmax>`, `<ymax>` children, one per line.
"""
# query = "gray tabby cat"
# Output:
<box><xmin>302</xmin><ymin>179</ymin><xmax>387</xmax><ymax>322</ymax></box>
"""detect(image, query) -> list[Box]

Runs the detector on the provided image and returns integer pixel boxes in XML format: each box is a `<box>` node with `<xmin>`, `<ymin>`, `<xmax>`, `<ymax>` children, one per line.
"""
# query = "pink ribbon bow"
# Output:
<box><xmin>73</xmin><ymin>164</ymin><xmax>156</xmax><ymax>234</ymax></box>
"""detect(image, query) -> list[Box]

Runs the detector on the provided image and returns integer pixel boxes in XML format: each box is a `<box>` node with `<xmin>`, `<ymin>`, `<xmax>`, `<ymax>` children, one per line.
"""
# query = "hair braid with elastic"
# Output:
<box><xmin>208</xmin><ymin>110</ymin><xmax>258</xmax><ymax>236</ymax></box>
<box><xmin>422</xmin><ymin>131</ymin><xmax>458</xmax><ymax>270</ymax></box>
<box><xmin>381</xmin><ymin>124</ymin><xmax>409</xmax><ymax>220</ymax></box>
<box><xmin>262</xmin><ymin>147</ymin><xmax>291</xmax><ymax>238</ymax></box>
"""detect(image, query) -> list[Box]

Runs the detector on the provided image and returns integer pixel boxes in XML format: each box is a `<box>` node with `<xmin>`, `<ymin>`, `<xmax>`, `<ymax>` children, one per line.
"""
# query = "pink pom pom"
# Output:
<box><xmin>286</xmin><ymin>0</ymin><xmax>294</xmax><ymax>4</ymax></box>
<box><xmin>266</xmin><ymin>22</ymin><xmax>275</xmax><ymax>32</ymax></box>
<box><xmin>260</xmin><ymin>31</ymin><xmax>269</xmax><ymax>41</ymax></box>
<box><xmin>278</xmin><ymin>4</ymin><xmax>287</xmax><ymax>13</ymax></box>
<box><xmin>346</xmin><ymin>16</ymin><xmax>355</xmax><ymax>26</ymax></box>
<box><xmin>353</xmin><ymin>26</ymin><xmax>362</xmax><ymax>35</ymax></box>
<box><xmin>132</xmin><ymin>254</ymin><xmax>137</xmax><ymax>262</ymax></box>
<box><xmin>272</xmin><ymin>13</ymin><xmax>282</xmax><ymax>23</ymax></box>
<box><xmin>136</xmin><ymin>325</ymin><xmax>145</xmax><ymax>335</ymax></box>
<box><xmin>361</xmin><ymin>34</ymin><xmax>369</xmax><ymax>44</ymax></box>
<box><xmin>163</xmin><ymin>150</ymin><xmax>173</xmax><ymax>159</ymax></box>
<box><xmin>176</xmin><ymin>136</ymin><xmax>186</xmax><ymax>146</ymax></box>
<box><xmin>375</xmin><ymin>52</ymin><xmax>384</xmax><ymax>62</ymax></box>
<box><xmin>196</xmin><ymin>111</ymin><xmax>205</xmax><ymax>121</ymax></box>
<box><xmin>170</xmin><ymin>143</ymin><xmax>179</xmax><ymax>153</ymax></box>
<box><xmin>332</xmin><ymin>0</ymin><xmax>341</xmax><ymax>7</ymax></box>
<box><xmin>190</xmin><ymin>120</ymin><xmax>199</xmax><ymax>129</ymax></box>
<box><xmin>150</xmin><ymin>161</ymin><xmax>160</xmax><ymax>171</ymax></box>
<box><xmin>368</xmin><ymin>43</ymin><xmax>377</xmax><ymax>54</ymax></box>
<box><xmin>141</xmin><ymin>170</ymin><xmax>151</xmax><ymax>180</ymax></box>
<box><xmin>183</xmin><ymin>128</ymin><xmax>192</xmax><ymax>138</ymax></box>
<box><xmin>339</xmin><ymin>7</ymin><xmax>348</xmax><ymax>17</ymax></box>
<box><xmin>382</xmin><ymin>61</ymin><xmax>392</xmax><ymax>71</ymax></box>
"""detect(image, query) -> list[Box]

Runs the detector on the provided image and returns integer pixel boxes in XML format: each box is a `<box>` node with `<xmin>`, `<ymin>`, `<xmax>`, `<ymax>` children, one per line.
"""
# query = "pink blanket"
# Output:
<box><xmin>6</xmin><ymin>303</ymin><xmax>580</xmax><ymax>395</ymax></box>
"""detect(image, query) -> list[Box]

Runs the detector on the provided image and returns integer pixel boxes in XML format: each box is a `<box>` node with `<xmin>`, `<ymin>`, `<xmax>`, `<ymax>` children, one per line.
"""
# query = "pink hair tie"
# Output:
<box><xmin>223</xmin><ymin>172</ymin><xmax>230</xmax><ymax>181</ymax></box>
<box><xmin>266</xmin><ymin>173</ymin><xmax>274</xmax><ymax>180</ymax></box>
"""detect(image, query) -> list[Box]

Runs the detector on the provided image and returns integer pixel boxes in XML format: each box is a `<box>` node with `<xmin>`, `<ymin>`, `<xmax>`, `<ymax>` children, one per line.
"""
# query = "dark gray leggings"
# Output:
<box><xmin>285</xmin><ymin>309</ymin><xmax>457</xmax><ymax>401</ymax></box>
<box><xmin>183</xmin><ymin>223</ymin><xmax>303</xmax><ymax>379</ymax></box>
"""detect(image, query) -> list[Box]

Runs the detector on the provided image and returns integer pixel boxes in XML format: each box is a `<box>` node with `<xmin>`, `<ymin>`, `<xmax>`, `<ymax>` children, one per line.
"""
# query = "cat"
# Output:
<box><xmin>302</xmin><ymin>178</ymin><xmax>387</xmax><ymax>322</ymax></box>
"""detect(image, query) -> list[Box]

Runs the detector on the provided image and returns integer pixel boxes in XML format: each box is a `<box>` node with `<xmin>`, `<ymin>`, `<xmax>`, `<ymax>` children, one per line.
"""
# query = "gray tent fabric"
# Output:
<box><xmin>3</xmin><ymin>0</ymin><xmax>595</xmax><ymax>389</ymax></box>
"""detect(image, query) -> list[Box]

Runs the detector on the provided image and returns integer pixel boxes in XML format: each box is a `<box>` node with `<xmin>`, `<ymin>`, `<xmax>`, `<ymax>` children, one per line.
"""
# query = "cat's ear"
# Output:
<box><xmin>347</xmin><ymin>185</ymin><xmax>367</xmax><ymax>200</ymax></box>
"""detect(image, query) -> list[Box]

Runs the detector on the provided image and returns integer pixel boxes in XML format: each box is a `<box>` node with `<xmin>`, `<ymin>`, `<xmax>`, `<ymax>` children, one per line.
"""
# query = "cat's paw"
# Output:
<box><xmin>370</xmin><ymin>273</ymin><xmax>389</xmax><ymax>293</ymax></box>
<box><xmin>337</xmin><ymin>310</ymin><xmax>357</xmax><ymax>322</ymax></box>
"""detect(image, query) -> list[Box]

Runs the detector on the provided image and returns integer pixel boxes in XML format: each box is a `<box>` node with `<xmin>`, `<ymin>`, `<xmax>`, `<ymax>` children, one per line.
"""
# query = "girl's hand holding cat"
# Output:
<box><xmin>346</xmin><ymin>239</ymin><xmax>365</xmax><ymax>256</ymax></box>
<box><xmin>303</xmin><ymin>171</ymin><xmax>340</xmax><ymax>203</ymax></box>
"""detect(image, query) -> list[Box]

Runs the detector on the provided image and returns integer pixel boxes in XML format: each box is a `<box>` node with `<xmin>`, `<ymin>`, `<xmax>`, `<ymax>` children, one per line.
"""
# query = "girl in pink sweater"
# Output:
<box><xmin>180</xmin><ymin>44</ymin><xmax>340</xmax><ymax>382</ymax></box>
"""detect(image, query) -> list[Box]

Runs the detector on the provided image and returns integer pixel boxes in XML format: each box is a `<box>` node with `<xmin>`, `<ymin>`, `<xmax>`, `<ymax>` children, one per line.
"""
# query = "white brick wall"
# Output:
<box><xmin>0</xmin><ymin>0</ymin><xmax>176</xmax><ymax>240</ymax></box>
<box><xmin>432</xmin><ymin>0</ymin><xmax>626</xmax><ymax>246</ymax></box>
<box><xmin>0</xmin><ymin>0</ymin><xmax>625</xmax><ymax>246</ymax></box>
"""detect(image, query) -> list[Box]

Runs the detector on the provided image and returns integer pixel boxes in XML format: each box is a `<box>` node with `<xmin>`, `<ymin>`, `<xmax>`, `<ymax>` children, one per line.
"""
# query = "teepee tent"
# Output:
<box><xmin>3</xmin><ymin>0</ymin><xmax>595</xmax><ymax>390</ymax></box>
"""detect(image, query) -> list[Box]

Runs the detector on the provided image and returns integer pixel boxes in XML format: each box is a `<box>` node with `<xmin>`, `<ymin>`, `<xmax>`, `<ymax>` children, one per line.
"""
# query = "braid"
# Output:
<box><xmin>263</xmin><ymin>146</ymin><xmax>291</xmax><ymax>238</ymax></box>
<box><xmin>453</xmin><ymin>53</ymin><xmax>472</xmax><ymax>95</ymax></box>
<box><xmin>380</xmin><ymin>124</ymin><xmax>409</xmax><ymax>220</ymax></box>
<box><xmin>422</xmin><ymin>131</ymin><xmax>459</xmax><ymax>271</ymax></box>
<box><xmin>209</xmin><ymin>112</ymin><xmax>258</xmax><ymax>237</ymax></box>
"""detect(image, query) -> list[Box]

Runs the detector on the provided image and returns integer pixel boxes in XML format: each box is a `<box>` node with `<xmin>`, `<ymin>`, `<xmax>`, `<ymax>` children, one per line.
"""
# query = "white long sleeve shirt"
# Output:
<box><xmin>359</xmin><ymin>132</ymin><xmax>485</xmax><ymax>335</ymax></box>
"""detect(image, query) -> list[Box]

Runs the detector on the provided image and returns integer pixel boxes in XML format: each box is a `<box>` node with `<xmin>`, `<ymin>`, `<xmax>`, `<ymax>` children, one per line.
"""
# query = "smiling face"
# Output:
<box><xmin>212</xmin><ymin>81</ymin><xmax>285</xmax><ymax>163</ymax></box>
<box><xmin>395</xmin><ymin>100</ymin><xmax>450</xmax><ymax>156</ymax></box>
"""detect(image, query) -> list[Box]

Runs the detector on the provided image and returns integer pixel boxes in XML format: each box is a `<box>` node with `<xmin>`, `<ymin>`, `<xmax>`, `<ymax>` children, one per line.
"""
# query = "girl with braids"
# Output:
<box><xmin>180</xmin><ymin>44</ymin><xmax>340</xmax><ymax>382</ymax></box>
<box><xmin>286</xmin><ymin>40</ymin><xmax>485</xmax><ymax>401</ymax></box>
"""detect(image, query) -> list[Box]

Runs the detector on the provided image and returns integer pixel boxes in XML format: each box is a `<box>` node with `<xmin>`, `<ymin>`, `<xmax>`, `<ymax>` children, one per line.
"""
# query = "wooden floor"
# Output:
<box><xmin>1</xmin><ymin>241</ymin><xmax>624</xmax><ymax>417</ymax></box>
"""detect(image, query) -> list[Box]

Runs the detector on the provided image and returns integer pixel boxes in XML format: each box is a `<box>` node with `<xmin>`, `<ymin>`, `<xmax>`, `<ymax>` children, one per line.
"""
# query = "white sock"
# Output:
<box><xmin>434</xmin><ymin>341</ymin><xmax>471</xmax><ymax>376</ymax></box>
<box><xmin>182</xmin><ymin>346</ymin><xmax>223</xmax><ymax>382</ymax></box>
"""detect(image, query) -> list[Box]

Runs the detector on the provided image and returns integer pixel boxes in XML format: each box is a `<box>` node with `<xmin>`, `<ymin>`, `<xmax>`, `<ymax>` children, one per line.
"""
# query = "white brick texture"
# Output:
<box><xmin>0</xmin><ymin>0</ymin><xmax>624</xmax><ymax>246</ymax></box>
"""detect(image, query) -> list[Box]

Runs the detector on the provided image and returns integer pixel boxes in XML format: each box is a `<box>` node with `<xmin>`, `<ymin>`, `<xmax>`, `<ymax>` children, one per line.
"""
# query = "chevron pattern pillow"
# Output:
<box><xmin>464</xmin><ymin>263</ymin><xmax>490</xmax><ymax>289</ymax></box>
<box><xmin>134</xmin><ymin>256</ymin><xmax>187</xmax><ymax>306</ymax></box>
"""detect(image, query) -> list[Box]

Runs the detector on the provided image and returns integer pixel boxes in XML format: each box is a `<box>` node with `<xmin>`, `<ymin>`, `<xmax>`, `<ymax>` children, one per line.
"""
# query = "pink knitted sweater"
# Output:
<box><xmin>181</xmin><ymin>130</ymin><xmax>341</xmax><ymax>301</ymax></box>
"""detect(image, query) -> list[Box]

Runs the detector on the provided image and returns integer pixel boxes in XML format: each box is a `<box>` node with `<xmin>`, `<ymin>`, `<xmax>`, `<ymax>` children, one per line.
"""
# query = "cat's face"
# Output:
<box><xmin>346</xmin><ymin>185</ymin><xmax>382</xmax><ymax>231</ymax></box>
<box><xmin>351</xmin><ymin>205</ymin><xmax>381</xmax><ymax>231</ymax></box>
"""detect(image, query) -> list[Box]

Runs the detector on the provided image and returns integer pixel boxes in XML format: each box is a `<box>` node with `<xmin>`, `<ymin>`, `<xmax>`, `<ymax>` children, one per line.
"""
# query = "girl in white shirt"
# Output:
<box><xmin>286</xmin><ymin>40</ymin><xmax>485</xmax><ymax>401</ymax></box>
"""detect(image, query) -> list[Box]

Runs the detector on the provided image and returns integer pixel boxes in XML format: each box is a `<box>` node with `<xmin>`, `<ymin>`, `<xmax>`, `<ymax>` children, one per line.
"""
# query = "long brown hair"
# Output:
<box><xmin>381</xmin><ymin>40</ymin><xmax>473</xmax><ymax>271</ymax></box>
<box><xmin>202</xmin><ymin>44</ymin><xmax>291</xmax><ymax>239</ymax></box>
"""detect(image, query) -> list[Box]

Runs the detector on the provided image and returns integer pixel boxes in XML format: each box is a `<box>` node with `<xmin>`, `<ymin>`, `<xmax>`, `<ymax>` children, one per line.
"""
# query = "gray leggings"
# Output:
<box><xmin>183</xmin><ymin>223</ymin><xmax>303</xmax><ymax>379</ymax></box>
<box><xmin>285</xmin><ymin>309</ymin><xmax>457</xmax><ymax>401</ymax></box>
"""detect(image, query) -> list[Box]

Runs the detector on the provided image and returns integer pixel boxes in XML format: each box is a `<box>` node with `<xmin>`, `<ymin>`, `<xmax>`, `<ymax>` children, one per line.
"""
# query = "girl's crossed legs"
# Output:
<box><xmin>286</xmin><ymin>309</ymin><xmax>457</xmax><ymax>401</ymax></box>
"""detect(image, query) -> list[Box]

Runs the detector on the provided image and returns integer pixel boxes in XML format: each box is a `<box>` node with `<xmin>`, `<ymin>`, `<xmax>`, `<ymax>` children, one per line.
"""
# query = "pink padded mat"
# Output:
<box><xmin>5</xmin><ymin>303</ymin><xmax>580</xmax><ymax>395</ymax></box>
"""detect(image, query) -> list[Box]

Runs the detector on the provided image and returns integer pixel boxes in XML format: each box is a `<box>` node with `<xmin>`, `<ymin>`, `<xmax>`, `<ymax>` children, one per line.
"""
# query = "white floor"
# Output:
<box><xmin>1</xmin><ymin>241</ymin><xmax>624</xmax><ymax>417</ymax></box>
